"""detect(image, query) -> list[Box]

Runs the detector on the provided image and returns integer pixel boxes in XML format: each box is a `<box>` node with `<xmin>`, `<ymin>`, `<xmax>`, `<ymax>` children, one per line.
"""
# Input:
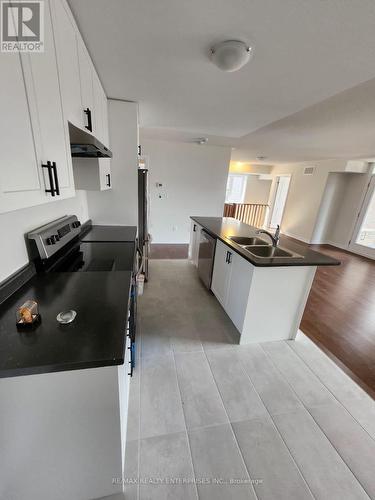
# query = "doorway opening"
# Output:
<box><xmin>269</xmin><ymin>175</ymin><xmax>291</xmax><ymax>229</ymax></box>
<box><xmin>349</xmin><ymin>173</ymin><xmax>375</xmax><ymax>260</ymax></box>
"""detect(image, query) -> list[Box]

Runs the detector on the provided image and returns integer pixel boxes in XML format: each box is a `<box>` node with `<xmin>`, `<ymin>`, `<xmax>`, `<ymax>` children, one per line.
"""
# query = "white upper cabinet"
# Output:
<box><xmin>0</xmin><ymin>51</ymin><xmax>41</xmax><ymax>213</ymax></box>
<box><xmin>0</xmin><ymin>0</ymin><xmax>75</xmax><ymax>213</ymax></box>
<box><xmin>0</xmin><ymin>0</ymin><xmax>111</xmax><ymax>212</ymax></box>
<box><xmin>50</xmin><ymin>0</ymin><xmax>82</xmax><ymax>128</ymax></box>
<box><xmin>92</xmin><ymin>73</ymin><xmax>104</xmax><ymax>142</ymax></box>
<box><xmin>21</xmin><ymin>0</ymin><xmax>74</xmax><ymax>197</ymax></box>
<box><xmin>92</xmin><ymin>72</ymin><xmax>110</xmax><ymax>146</ymax></box>
<box><xmin>77</xmin><ymin>38</ymin><xmax>95</xmax><ymax>133</ymax></box>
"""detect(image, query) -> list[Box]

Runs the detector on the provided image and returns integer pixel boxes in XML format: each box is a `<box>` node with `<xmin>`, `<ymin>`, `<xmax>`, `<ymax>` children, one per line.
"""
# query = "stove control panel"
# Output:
<box><xmin>28</xmin><ymin>215</ymin><xmax>82</xmax><ymax>260</ymax></box>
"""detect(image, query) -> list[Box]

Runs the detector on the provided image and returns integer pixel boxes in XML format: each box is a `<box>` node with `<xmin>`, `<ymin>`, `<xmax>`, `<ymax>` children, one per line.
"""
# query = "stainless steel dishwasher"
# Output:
<box><xmin>198</xmin><ymin>229</ymin><xmax>216</xmax><ymax>289</ymax></box>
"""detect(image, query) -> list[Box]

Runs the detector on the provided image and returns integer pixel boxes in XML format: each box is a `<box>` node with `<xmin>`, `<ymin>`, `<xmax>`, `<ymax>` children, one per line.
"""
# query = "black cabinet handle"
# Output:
<box><xmin>106</xmin><ymin>173</ymin><xmax>111</xmax><ymax>187</ymax></box>
<box><xmin>52</xmin><ymin>162</ymin><xmax>60</xmax><ymax>196</ymax></box>
<box><xmin>84</xmin><ymin>107</ymin><xmax>92</xmax><ymax>132</ymax></box>
<box><xmin>193</xmin><ymin>224</ymin><xmax>197</xmax><ymax>232</ymax></box>
<box><xmin>42</xmin><ymin>161</ymin><xmax>60</xmax><ymax>196</ymax></box>
<box><xmin>43</xmin><ymin>161</ymin><xmax>55</xmax><ymax>197</ymax></box>
<box><xmin>228</xmin><ymin>252</ymin><xmax>232</xmax><ymax>264</ymax></box>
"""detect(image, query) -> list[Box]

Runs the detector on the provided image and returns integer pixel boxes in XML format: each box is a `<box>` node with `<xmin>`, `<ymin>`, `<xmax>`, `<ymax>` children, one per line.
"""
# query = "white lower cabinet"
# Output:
<box><xmin>188</xmin><ymin>221</ymin><xmax>202</xmax><ymax>267</ymax></box>
<box><xmin>211</xmin><ymin>239</ymin><xmax>252</xmax><ymax>331</ymax></box>
<box><xmin>225</xmin><ymin>249</ymin><xmax>253</xmax><ymax>331</ymax></box>
<box><xmin>210</xmin><ymin>239</ymin><xmax>232</xmax><ymax>307</ymax></box>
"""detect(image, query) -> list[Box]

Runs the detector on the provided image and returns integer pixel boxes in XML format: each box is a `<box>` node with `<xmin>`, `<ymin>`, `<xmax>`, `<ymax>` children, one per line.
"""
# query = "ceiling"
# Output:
<box><xmin>68</xmin><ymin>0</ymin><xmax>375</xmax><ymax>163</ymax></box>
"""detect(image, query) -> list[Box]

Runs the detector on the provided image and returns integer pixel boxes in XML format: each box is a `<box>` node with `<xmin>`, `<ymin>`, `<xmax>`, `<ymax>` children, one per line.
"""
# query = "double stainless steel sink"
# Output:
<box><xmin>229</xmin><ymin>236</ymin><xmax>304</xmax><ymax>259</ymax></box>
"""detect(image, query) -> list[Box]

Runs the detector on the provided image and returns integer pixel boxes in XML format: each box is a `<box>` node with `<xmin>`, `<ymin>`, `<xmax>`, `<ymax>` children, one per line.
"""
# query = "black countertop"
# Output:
<box><xmin>191</xmin><ymin>217</ymin><xmax>340</xmax><ymax>267</ymax></box>
<box><xmin>81</xmin><ymin>224</ymin><xmax>137</xmax><ymax>242</ymax></box>
<box><xmin>0</xmin><ymin>271</ymin><xmax>132</xmax><ymax>378</ymax></box>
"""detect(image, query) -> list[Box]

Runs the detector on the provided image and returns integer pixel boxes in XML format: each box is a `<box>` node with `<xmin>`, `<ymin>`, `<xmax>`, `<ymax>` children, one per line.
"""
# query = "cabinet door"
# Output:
<box><xmin>211</xmin><ymin>240</ymin><xmax>231</xmax><ymax>307</ymax></box>
<box><xmin>77</xmin><ymin>38</ymin><xmax>95</xmax><ymax>133</ymax></box>
<box><xmin>51</xmin><ymin>0</ymin><xmax>82</xmax><ymax>128</ymax></box>
<box><xmin>191</xmin><ymin>223</ymin><xmax>202</xmax><ymax>266</ymax></box>
<box><xmin>99</xmin><ymin>159</ymin><xmax>112</xmax><ymax>190</ymax></box>
<box><xmin>0</xmin><ymin>49</ymin><xmax>42</xmax><ymax>213</ymax></box>
<box><xmin>226</xmin><ymin>252</ymin><xmax>253</xmax><ymax>332</ymax></box>
<box><xmin>101</xmin><ymin>89</ymin><xmax>109</xmax><ymax>146</ymax></box>
<box><xmin>92</xmin><ymin>73</ymin><xmax>104</xmax><ymax>141</ymax></box>
<box><xmin>189</xmin><ymin>221</ymin><xmax>196</xmax><ymax>261</ymax></box>
<box><xmin>21</xmin><ymin>0</ymin><xmax>74</xmax><ymax>198</ymax></box>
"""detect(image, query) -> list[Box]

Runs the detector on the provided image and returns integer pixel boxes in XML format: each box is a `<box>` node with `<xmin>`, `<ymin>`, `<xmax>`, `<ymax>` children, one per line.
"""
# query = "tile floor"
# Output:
<box><xmin>123</xmin><ymin>260</ymin><xmax>375</xmax><ymax>500</ymax></box>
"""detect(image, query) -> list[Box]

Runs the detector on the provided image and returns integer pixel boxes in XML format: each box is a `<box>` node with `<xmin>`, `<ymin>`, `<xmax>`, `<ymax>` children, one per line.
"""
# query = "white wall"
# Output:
<box><xmin>141</xmin><ymin>139</ymin><xmax>231</xmax><ymax>243</ymax></box>
<box><xmin>0</xmin><ymin>191</ymin><xmax>88</xmax><ymax>282</ymax></box>
<box><xmin>310</xmin><ymin>173</ymin><xmax>348</xmax><ymax>244</ymax></box>
<box><xmin>268</xmin><ymin>160</ymin><xmax>371</xmax><ymax>244</ymax></box>
<box><xmin>244</xmin><ymin>175</ymin><xmax>272</xmax><ymax>204</ymax></box>
<box><xmin>85</xmin><ymin>100</ymin><xmax>139</xmax><ymax>226</ymax></box>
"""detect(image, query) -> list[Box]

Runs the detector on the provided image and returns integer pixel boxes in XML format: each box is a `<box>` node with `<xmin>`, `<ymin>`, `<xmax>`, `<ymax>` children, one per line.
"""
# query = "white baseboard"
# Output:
<box><xmin>323</xmin><ymin>240</ymin><xmax>349</xmax><ymax>251</ymax></box>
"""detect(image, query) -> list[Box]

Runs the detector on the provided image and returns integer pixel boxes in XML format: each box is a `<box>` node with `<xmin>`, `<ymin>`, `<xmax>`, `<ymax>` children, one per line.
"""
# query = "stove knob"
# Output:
<box><xmin>46</xmin><ymin>236</ymin><xmax>56</xmax><ymax>245</ymax></box>
<box><xmin>72</xmin><ymin>221</ymin><xmax>81</xmax><ymax>229</ymax></box>
<box><xmin>54</xmin><ymin>234</ymin><xmax>60</xmax><ymax>242</ymax></box>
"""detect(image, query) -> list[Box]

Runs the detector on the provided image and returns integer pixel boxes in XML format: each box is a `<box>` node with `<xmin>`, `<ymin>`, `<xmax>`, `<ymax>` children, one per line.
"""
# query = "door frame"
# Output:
<box><xmin>268</xmin><ymin>175</ymin><xmax>291</xmax><ymax>229</ymax></box>
<box><xmin>349</xmin><ymin>174</ymin><xmax>375</xmax><ymax>260</ymax></box>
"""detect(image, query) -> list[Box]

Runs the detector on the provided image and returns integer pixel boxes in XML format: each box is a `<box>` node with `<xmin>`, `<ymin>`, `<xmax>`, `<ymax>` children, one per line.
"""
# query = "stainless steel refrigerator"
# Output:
<box><xmin>138</xmin><ymin>168</ymin><xmax>149</xmax><ymax>281</ymax></box>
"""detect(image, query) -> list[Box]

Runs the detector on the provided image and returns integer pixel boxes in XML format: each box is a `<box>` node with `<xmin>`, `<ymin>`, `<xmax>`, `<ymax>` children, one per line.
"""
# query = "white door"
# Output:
<box><xmin>211</xmin><ymin>240</ymin><xmax>231</xmax><ymax>307</ymax></box>
<box><xmin>349</xmin><ymin>174</ymin><xmax>375</xmax><ymax>259</ymax></box>
<box><xmin>51</xmin><ymin>0</ymin><xmax>83</xmax><ymax>128</ymax></box>
<box><xmin>21</xmin><ymin>0</ymin><xmax>74</xmax><ymax>197</ymax></box>
<box><xmin>226</xmin><ymin>252</ymin><xmax>253</xmax><ymax>332</ymax></box>
<box><xmin>269</xmin><ymin>176</ymin><xmax>291</xmax><ymax>228</ymax></box>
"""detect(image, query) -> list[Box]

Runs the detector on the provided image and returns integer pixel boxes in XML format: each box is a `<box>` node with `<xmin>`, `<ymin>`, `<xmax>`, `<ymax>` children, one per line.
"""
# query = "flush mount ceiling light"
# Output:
<box><xmin>210</xmin><ymin>40</ymin><xmax>253</xmax><ymax>72</ymax></box>
<box><xmin>194</xmin><ymin>137</ymin><xmax>208</xmax><ymax>145</ymax></box>
<box><xmin>256</xmin><ymin>155</ymin><xmax>267</xmax><ymax>161</ymax></box>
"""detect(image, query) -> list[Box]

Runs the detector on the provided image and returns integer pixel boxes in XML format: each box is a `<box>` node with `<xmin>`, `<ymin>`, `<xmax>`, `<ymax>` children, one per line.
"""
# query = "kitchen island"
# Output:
<box><xmin>190</xmin><ymin>216</ymin><xmax>340</xmax><ymax>344</ymax></box>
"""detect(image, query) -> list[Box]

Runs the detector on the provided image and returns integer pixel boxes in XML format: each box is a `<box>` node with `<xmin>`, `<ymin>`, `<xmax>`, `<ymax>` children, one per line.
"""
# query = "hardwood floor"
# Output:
<box><xmin>301</xmin><ymin>245</ymin><xmax>375</xmax><ymax>399</ymax></box>
<box><xmin>150</xmin><ymin>244</ymin><xmax>189</xmax><ymax>259</ymax></box>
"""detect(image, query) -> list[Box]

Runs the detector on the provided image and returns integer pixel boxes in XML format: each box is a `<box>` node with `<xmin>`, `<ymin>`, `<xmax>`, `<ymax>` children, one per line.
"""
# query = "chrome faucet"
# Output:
<box><xmin>257</xmin><ymin>225</ymin><xmax>280</xmax><ymax>247</ymax></box>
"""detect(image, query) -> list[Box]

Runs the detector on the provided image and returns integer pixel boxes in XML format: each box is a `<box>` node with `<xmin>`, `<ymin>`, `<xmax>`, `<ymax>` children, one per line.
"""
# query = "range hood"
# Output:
<box><xmin>69</xmin><ymin>123</ymin><xmax>112</xmax><ymax>158</ymax></box>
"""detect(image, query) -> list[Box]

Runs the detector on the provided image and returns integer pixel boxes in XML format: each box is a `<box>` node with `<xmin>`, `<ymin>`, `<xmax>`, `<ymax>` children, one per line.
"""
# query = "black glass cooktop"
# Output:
<box><xmin>56</xmin><ymin>242</ymin><xmax>135</xmax><ymax>272</ymax></box>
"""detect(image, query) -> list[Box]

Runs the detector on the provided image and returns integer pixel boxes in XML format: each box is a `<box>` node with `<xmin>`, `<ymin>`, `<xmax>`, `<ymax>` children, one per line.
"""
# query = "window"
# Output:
<box><xmin>225</xmin><ymin>174</ymin><xmax>247</xmax><ymax>203</ymax></box>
